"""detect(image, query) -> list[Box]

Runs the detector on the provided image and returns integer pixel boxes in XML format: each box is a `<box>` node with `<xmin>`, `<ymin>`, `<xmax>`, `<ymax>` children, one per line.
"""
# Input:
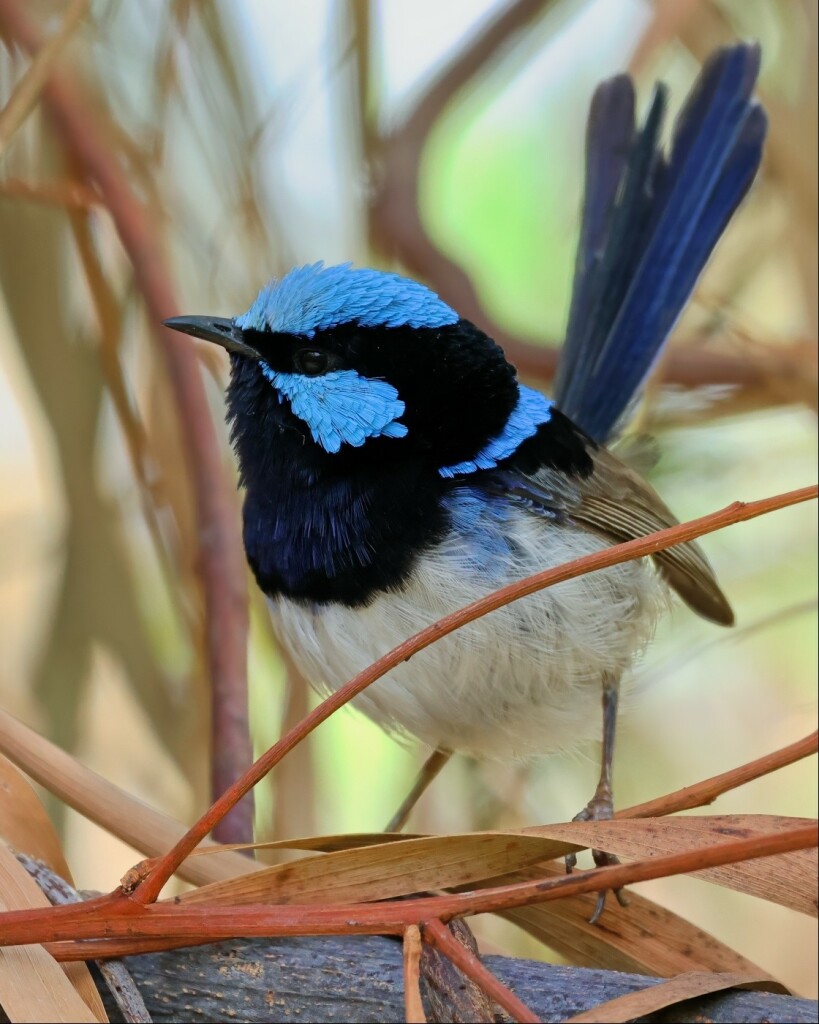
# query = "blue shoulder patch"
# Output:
<box><xmin>438</xmin><ymin>385</ymin><xmax>554</xmax><ymax>478</ymax></box>
<box><xmin>261</xmin><ymin>365</ymin><xmax>408</xmax><ymax>454</ymax></box>
<box><xmin>235</xmin><ymin>262</ymin><xmax>459</xmax><ymax>337</ymax></box>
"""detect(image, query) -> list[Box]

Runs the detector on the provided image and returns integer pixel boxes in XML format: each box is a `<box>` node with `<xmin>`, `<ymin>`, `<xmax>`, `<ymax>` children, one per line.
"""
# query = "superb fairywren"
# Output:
<box><xmin>166</xmin><ymin>45</ymin><xmax>765</xmax><ymax>915</ymax></box>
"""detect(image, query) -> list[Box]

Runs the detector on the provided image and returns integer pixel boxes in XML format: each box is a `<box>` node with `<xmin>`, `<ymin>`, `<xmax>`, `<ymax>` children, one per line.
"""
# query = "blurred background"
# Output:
<box><xmin>0</xmin><ymin>0</ymin><xmax>816</xmax><ymax>996</ymax></box>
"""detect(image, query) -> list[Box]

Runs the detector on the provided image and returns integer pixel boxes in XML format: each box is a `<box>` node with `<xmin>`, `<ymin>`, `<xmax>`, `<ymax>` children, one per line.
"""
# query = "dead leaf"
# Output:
<box><xmin>0</xmin><ymin>754</ymin><xmax>73</xmax><ymax>882</ymax></box>
<box><xmin>176</xmin><ymin>832</ymin><xmax>579</xmax><ymax>907</ymax></box>
<box><xmin>522</xmin><ymin>815</ymin><xmax>817</xmax><ymax>915</ymax></box>
<box><xmin>562</xmin><ymin>969</ymin><xmax>789</xmax><ymax>1023</ymax></box>
<box><xmin>496</xmin><ymin>862</ymin><xmax>768</xmax><ymax>977</ymax></box>
<box><xmin>0</xmin><ymin>845</ymin><xmax>105</xmax><ymax>1023</ymax></box>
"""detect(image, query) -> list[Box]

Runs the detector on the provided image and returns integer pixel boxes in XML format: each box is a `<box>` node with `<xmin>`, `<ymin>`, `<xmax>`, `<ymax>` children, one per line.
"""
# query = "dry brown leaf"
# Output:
<box><xmin>562</xmin><ymin>970</ymin><xmax>788</xmax><ymax>1023</ymax></box>
<box><xmin>0</xmin><ymin>754</ymin><xmax>73</xmax><ymax>882</ymax></box>
<box><xmin>0</xmin><ymin>706</ymin><xmax>252</xmax><ymax>886</ymax></box>
<box><xmin>176</xmin><ymin>832</ymin><xmax>579</xmax><ymax>907</ymax></box>
<box><xmin>522</xmin><ymin>815</ymin><xmax>817</xmax><ymax>916</ymax></box>
<box><xmin>496</xmin><ymin>862</ymin><xmax>768</xmax><ymax>977</ymax></box>
<box><xmin>189</xmin><ymin>831</ymin><xmax>424</xmax><ymax>856</ymax></box>
<box><xmin>0</xmin><ymin>845</ymin><xmax>105</xmax><ymax>1023</ymax></box>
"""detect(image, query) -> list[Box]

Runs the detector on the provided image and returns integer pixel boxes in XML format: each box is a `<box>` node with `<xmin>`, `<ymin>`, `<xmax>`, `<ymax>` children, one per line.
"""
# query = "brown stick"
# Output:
<box><xmin>402</xmin><ymin>925</ymin><xmax>426</xmax><ymax>1024</ymax></box>
<box><xmin>0</xmin><ymin>0</ymin><xmax>252</xmax><ymax>843</ymax></box>
<box><xmin>423</xmin><ymin>918</ymin><xmax>541</xmax><ymax>1023</ymax></box>
<box><xmin>2</xmin><ymin>821</ymin><xmax>814</xmax><ymax>953</ymax></box>
<box><xmin>618</xmin><ymin>729</ymin><xmax>819</xmax><ymax>820</ymax></box>
<box><xmin>385</xmin><ymin>749</ymin><xmax>452</xmax><ymax>833</ymax></box>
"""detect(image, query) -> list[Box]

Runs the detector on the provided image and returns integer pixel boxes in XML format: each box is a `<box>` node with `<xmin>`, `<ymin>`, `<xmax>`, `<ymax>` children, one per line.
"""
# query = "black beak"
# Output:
<box><xmin>163</xmin><ymin>315</ymin><xmax>260</xmax><ymax>359</ymax></box>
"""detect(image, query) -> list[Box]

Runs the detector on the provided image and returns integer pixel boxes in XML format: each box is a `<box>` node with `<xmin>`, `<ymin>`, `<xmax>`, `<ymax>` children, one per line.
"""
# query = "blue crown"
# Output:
<box><xmin>235</xmin><ymin>262</ymin><xmax>459</xmax><ymax>337</ymax></box>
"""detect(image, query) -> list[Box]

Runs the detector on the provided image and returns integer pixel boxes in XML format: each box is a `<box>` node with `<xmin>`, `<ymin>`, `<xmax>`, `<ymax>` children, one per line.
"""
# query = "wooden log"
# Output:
<box><xmin>93</xmin><ymin>935</ymin><xmax>818</xmax><ymax>1023</ymax></box>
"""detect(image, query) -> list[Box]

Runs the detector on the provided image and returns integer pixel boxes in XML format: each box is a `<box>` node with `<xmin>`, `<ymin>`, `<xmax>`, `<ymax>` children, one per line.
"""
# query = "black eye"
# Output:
<box><xmin>294</xmin><ymin>348</ymin><xmax>330</xmax><ymax>376</ymax></box>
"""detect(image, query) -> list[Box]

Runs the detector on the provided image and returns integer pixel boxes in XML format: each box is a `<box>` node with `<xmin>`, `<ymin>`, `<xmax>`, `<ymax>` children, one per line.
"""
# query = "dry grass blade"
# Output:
<box><xmin>562</xmin><ymin>970</ymin><xmax>789</xmax><ymax>1023</ymax></box>
<box><xmin>522</xmin><ymin>815</ymin><xmax>817</xmax><ymax>915</ymax></box>
<box><xmin>0</xmin><ymin>845</ymin><xmax>104</xmax><ymax>1023</ymax></box>
<box><xmin>0</xmin><ymin>707</ymin><xmax>252</xmax><ymax>886</ymax></box>
<box><xmin>0</xmin><ymin>0</ymin><xmax>89</xmax><ymax>154</ymax></box>
<box><xmin>17</xmin><ymin>855</ymin><xmax>152</xmax><ymax>1024</ymax></box>
<box><xmin>176</xmin><ymin>833</ymin><xmax>578</xmax><ymax>907</ymax></box>
<box><xmin>0</xmin><ymin>177</ymin><xmax>99</xmax><ymax>208</ymax></box>
<box><xmin>403</xmin><ymin>925</ymin><xmax>426</xmax><ymax>1024</ymax></box>
<box><xmin>497</xmin><ymin>863</ymin><xmax>767</xmax><ymax>977</ymax></box>
<box><xmin>187</xmin><ymin>831</ymin><xmax>423</xmax><ymax>857</ymax></box>
<box><xmin>0</xmin><ymin>754</ymin><xmax>73</xmax><ymax>882</ymax></box>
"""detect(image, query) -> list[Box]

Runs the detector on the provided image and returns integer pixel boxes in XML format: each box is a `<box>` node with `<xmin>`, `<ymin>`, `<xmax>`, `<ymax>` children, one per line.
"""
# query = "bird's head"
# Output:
<box><xmin>165</xmin><ymin>262</ymin><xmax>553</xmax><ymax>477</ymax></box>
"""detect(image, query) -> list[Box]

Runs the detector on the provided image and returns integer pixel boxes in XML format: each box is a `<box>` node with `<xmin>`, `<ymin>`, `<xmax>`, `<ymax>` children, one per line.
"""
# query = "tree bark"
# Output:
<box><xmin>92</xmin><ymin>935</ymin><xmax>817</xmax><ymax>1023</ymax></box>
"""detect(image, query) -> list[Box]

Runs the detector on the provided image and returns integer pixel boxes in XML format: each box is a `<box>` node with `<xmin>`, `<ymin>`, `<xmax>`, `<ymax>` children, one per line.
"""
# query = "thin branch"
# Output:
<box><xmin>131</xmin><ymin>483</ymin><xmax>816</xmax><ymax>903</ymax></box>
<box><xmin>403</xmin><ymin>925</ymin><xmax>426</xmax><ymax>1024</ymax></box>
<box><xmin>0</xmin><ymin>176</ymin><xmax>99</xmax><ymax>209</ymax></box>
<box><xmin>0</xmin><ymin>0</ymin><xmax>253</xmax><ymax>843</ymax></box>
<box><xmin>16</xmin><ymin>854</ymin><xmax>152</xmax><ymax>1024</ymax></box>
<box><xmin>618</xmin><ymin>730</ymin><xmax>819</xmax><ymax>820</ymax></box>
<box><xmin>4</xmin><ymin>821</ymin><xmax>815</xmax><ymax>955</ymax></box>
<box><xmin>0</xmin><ymin>0</ymin><xmax>89</xmax><ymax>154</ymax></box>
<box><xmin>423</xmin><ymin>918</ymin><xmax>540</xmax><ymax>1023</ymax></box>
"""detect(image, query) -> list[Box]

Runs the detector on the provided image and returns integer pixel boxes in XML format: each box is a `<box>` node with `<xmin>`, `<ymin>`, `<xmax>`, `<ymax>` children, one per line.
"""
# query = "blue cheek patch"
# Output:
<box><xmin>438</xmin><ymin>385</ymin><xmax>554</xmax><ymax>478</ymax></box>
<box><xmin>262</xmin><ymin>365</ymin><xmax>408</xmax><ymax>454</ymax></box>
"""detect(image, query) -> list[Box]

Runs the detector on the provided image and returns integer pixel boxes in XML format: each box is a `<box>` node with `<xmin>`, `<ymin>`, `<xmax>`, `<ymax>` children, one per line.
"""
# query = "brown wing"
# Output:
<box><xmin>574</xmin><ymin>448</ymin><xmax>734</xmax><ymax>626</ymax></box>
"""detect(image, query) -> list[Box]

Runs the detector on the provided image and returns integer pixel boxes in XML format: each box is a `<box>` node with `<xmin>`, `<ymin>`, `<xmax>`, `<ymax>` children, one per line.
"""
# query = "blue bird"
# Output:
<box><xmin>166</xmin><ymin>44</ymin><xmax>766</xmax><ymax>919</ymax></box>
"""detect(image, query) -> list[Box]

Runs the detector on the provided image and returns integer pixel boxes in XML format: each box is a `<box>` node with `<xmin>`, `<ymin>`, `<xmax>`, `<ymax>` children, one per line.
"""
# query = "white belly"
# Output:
<box><xmin>269</xmin><ymin>516</ymin><xmax>666</xmax><ymax>759</ymax></box>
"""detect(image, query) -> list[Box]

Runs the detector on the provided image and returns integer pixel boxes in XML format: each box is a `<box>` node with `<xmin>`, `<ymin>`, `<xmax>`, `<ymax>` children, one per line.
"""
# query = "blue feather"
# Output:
<box><xmin>261</xmin><ymin>366</ymin><xmax>407</xmax><ymax>453</ymax></box>
<box><xmin>236</xmin><ymin>261</ymin><xmax>458</xmax><ymax>337</ymax></box>
<box><xmin>555</xmin><ymin>44</ymin><xmax>766</xmax><ymax>442</ymax></box>
<box><xmin>438</xmin><ymin>385</ymin><xmax>553</xmax><ymax>478</ymax></box>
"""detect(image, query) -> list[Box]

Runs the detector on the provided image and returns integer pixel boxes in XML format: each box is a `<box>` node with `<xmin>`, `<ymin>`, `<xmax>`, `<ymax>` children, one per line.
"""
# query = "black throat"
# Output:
<box><xmin>227</xmin><ymin>356</ymin><xmax>450</xmax><ymax>606</ymax></box>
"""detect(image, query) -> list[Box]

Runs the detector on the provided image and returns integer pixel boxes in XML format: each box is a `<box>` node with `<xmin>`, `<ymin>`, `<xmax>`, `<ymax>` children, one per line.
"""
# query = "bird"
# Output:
<box><xmin>166</xmin><ymin>44</ymin><xmax>766</xmax><ymax>919</ymax></box>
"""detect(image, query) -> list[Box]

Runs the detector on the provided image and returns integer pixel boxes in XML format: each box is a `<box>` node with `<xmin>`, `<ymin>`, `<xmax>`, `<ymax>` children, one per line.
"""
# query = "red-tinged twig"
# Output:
<box><xmin>130</xmin><ymin>483</ymin><xmax>817</xmax><ymax>904</ymax></box>
<box><xmin>403</xmin><ymin>924</ymin><xmax>426</xmax><ymax>1024</ymax></box>
<box><xmin>0</xmin><ymin>0</ymin><xmax>88</xmax><ymax>153</ymax></box>
<box><xmin>423</xmin><ymin>918</ymin><xmax>541</xmax><ymax>1023</ymax></box>
<box><xmin>6</xmin><ymin>820</ymin><xmax>816</xmax><ymax>955</ymax></box>
<box><xmin>618</xmin><ymin>730</ymin><xmax>819</xmax><ymax>820</ymax></box>
<box><xmin>0</xmin><ymin>0</ymin><xmax>252</xmax><ymax>842</ymax></box>
<box><xmin>0</xmin><ymin>176</ymin><xmax>99</xmax><ymax>209</ymax></box>
<box><xmin>16</xmin><ymin>854</ymin><xmax>152</xmax><ymax>1024</ymax></box>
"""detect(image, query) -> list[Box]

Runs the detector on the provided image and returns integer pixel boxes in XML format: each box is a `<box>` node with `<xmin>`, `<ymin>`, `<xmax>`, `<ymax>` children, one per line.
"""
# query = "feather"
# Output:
<box><xmin>555</xmin><ymin>44</ymin><xmax>766</xmax><ymax>443</ymax></box>
<box><xmin>488</xmin><ymin>446</ymin><xmax>734</xmax><ymax>626</ymax></box>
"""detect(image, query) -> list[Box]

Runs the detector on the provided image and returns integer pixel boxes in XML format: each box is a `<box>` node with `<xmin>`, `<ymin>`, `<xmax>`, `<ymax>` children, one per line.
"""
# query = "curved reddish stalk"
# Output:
<box><xmin>423</xmin><ymin>919</ymin><xmax>540</xmax><ymax>1023</ymax></box>
<box><xmin>4</xmin><ymin>820</ymin><xmax>816</xmax><ymax>954</ymax></box>
<box><xmin>618</xmin><ymin>729</ymin><xmax>818</xmax><ymax>819</ymax></box>
<box><xmin>132</xmin><ymin>484</ymin><xmax>817</xmax><ymax>903</ymax></box>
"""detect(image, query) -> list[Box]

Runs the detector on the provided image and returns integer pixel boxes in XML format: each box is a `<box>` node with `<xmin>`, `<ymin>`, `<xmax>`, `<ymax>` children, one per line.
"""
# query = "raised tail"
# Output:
<box><xmin>554</xmin><ymin>44</ymin><xmax>767</xmax><ymax>443</ymax></box>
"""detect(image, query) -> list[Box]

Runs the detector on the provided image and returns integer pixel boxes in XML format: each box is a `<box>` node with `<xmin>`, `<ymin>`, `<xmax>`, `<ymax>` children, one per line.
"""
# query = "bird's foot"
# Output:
<box><xmin>563</xmin><ymin>792</ymin><xmax>628</xmax><ymax>924</ymax></box>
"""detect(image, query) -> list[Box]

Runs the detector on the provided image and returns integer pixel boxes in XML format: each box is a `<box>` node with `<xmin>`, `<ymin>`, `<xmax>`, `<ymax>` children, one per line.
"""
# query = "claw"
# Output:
<box><xmin>566</xmin><ymin>781</ymin><xmax>628</xmax><ymax>924</ymax></box>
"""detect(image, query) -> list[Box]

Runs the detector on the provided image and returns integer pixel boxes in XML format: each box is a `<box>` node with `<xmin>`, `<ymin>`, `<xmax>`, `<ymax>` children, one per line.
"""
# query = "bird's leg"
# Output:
<box><xmin>384</xmin><ymin>748</ymin><xmax>452</xmax><ymax>833</ymax></box>
<box><xmin>565</xmin><ymin>672</ymin><xmax>627</xmax><ymax>923</ymax></box>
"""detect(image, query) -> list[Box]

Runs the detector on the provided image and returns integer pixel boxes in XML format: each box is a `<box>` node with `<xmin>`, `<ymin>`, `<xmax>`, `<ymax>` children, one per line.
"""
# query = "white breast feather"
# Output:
<box><xmin>270</xmin><ymin>513</ymin><xmax>667</xmax><ymax>760</ymax></box>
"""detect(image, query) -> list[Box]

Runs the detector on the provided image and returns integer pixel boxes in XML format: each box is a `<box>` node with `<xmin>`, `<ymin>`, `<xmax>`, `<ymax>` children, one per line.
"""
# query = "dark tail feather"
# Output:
<box><xmin>554</xmin><ymin>44</ymin><xmax>767</xmax><ymax>443</ymax></box>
